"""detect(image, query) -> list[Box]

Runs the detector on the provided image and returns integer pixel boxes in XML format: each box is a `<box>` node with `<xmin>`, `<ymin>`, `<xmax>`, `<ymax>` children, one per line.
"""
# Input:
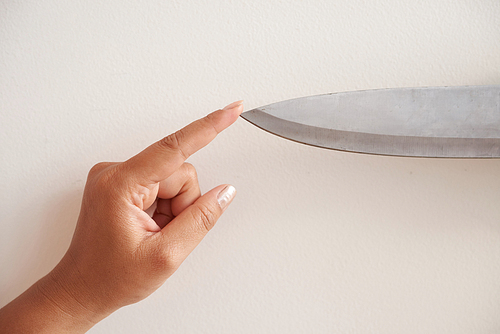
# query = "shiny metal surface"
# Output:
<box><xmin>241</xmin><ymin>85</ymin><xmax>500</xmax><ymax>158</ymax></box>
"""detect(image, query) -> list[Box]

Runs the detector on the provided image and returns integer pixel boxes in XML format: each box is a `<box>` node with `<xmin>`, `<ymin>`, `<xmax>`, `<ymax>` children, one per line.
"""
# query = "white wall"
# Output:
<box><xmin>1</xmin><ymin>1</ymin><xmax>500</xmax><ymax>333</ymax></box>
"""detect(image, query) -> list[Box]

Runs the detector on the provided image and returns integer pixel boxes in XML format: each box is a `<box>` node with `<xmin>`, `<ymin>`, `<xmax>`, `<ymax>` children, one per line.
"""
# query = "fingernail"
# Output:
<box><xmin>223</xmin><ymin>100</ymin><xmax>244</xmax><ymax>111</ymax></box>
<box><xmin>217</xmin><ymin>185</ymin><xmax>236</xmax><ymax>211</ymax></box>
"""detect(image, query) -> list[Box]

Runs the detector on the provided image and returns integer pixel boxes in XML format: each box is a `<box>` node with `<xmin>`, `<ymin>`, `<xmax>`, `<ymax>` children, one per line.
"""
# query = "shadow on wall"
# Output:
<box><xmin>0</xmin><ymin>189</ymin><xmax>82</xmax><ymax>306</ymax></box>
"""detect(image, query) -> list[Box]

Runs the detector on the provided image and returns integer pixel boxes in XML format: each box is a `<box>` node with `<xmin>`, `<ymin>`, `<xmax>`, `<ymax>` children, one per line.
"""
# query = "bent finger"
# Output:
<box><xmin>152</xmin><ymin>198</ymin><xmax>174</xmax><ymax>229</ymax></box>
<box><xmin>152</xmin><ymin>163</ymin><xmax>201</xmax><ymax>229</ymax></box>
<box><xmin>157</xmin><ymin>163</ymin><xmax>201</xmax><ymax>216</ymax></box>
<box><xmin>155</xmin><ymin>184</ymin><xmax>236</xmax><ymax>267</ymax></box>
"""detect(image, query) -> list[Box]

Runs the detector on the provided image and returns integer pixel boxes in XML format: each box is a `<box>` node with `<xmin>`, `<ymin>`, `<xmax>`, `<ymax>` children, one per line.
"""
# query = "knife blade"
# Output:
<box><xmin>241</xmin><ymin>85</ymin><xmax>500</xmax><ymax>158</ymax></box>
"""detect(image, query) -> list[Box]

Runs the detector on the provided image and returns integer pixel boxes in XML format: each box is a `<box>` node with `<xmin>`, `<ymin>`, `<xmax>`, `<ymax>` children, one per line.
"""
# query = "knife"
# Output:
<box><xmin>241</xmin><ymin>85</ymin><xmax>500</xmax><ymax>158</ymax></box>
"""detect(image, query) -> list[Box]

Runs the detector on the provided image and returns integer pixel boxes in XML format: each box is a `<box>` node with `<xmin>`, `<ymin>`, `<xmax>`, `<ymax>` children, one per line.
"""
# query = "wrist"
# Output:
<box><xmin>0</xmin><ymin>258</ymin><xmax>107</xmax><ymax>334</ymax></box>
<box><xmin>38</xmin><ymin>253</ymin><xmax>115</xmax><ymax>329</ymax></box>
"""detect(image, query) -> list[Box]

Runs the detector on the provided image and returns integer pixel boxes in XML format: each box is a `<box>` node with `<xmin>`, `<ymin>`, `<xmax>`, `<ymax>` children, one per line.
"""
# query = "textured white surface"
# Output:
<box><xmin>1</xmin><ymin>1</ymin><xmax>500</xmax><ymax>333</ymax></box>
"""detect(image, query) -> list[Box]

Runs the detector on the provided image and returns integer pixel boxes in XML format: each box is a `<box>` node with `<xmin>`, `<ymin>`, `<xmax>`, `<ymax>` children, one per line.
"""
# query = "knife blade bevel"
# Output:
<box><xmin>240</xmin><ymin>85</ymin><xmax>500</xmax><ymax>158</ymax></box>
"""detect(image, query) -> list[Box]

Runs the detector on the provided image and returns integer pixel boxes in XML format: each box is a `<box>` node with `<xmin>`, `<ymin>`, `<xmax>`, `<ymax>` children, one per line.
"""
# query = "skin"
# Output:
<box><xmin>0</xmin><ymin>101</ymin><xmax>244</xmax><ymax>333</ymax></box>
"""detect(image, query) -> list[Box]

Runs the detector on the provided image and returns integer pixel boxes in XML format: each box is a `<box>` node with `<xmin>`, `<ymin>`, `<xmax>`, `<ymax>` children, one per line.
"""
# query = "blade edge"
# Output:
<box><xmin>241</xmin><ymin>109</ymin><xmax>500</xmax><ymax>158</ymax></box>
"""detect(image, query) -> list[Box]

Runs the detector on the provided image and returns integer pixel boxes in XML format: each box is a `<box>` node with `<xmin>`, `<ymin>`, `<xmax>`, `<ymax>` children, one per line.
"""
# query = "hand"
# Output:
<box><xmin>0</xmin><ymin>101</ymin><xmax>243</xmax><ymax>333</ymax></box>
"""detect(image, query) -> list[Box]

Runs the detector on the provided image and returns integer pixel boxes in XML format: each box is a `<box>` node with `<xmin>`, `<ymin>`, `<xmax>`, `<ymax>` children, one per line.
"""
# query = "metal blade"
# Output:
<box><xmin>241</xmin><ymin>85</ymin><xmax>500</xmax><ymax>158</ymax></box>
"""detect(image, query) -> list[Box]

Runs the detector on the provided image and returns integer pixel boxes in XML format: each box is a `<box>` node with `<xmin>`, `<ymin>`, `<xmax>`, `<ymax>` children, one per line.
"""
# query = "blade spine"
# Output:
<box><xmin>252</xmin><ymin>84</ymin><xmax>500</xmax><ymax>111</ymax></box>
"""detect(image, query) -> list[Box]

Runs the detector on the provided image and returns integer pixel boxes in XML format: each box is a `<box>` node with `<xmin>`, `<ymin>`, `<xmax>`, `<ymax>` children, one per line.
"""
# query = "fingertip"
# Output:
<box><xmin>222</xmin><ymin>100</ymin><xmax>244</xmax><ymax>112</ymax></box>
<box><xmin>222</xmin><ymin>100</ymin><xmax>244</xmax><ymax>120</ymax></box>
<box><xmin>211</xmin><ymin>101</ymin><xmax>244</xmax><ymax>132</ymax></box>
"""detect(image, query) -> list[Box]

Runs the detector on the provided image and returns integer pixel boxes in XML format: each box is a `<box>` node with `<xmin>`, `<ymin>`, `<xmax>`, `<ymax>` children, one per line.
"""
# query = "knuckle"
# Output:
<box><xmin>88</xmin><ymin>162</ymin><xmax>111</xmax><ymax>178</ymax></box>
<box><xmin>159</xmin><ymin>132</ymin><xmax>180</xmax><ymax>151</ymax></box>
<box><xmin>136</xmin><ymin>243</ymin><xmax>171</xmax><ymax>276</ymax></box>
<box><xmin>94</xmin><ymin>171</ymin><xmax>117</xmax><ymax>191</ymax></box>
<box><xmin>151</xmin><ymin>249</ymin><xmax>173</xmax><ymax>272</ymax></box>
<box><xmin>201</xmin><ymin>113</ymin><xmax>214</xmax><ymax>125</ymax></box>
<box><xmin>87</xmin><ymin>163</ymin><xmax>121</xmax><ymax>192</ymax></box>
<box><xmin>193</xmin><ymin>204</ymin><xmax>218</xmax><ymax>233</ymax></box>
<box><xmin>202</xmin><ymin>113</ymin><xmax>219</xmax><ymax>133</ymax></box>
<box><xmin>182</xmin><ymin>163</ymin><xmax>198</xmax><ymax>181</ymax></box>
<box><xmin>150</xmin><ymin>241</ymin><xmax>183</xmax><ymax>274</ymax></box>
<box><xmin>159</xmin><ymin>131</ymin><xmax>189</xmax><ymax>160</ymax></box>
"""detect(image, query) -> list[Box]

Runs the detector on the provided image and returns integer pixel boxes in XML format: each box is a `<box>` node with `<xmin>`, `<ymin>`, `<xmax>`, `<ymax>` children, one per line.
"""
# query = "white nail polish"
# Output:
<box><xmin>217</xmin><ymin>185</ymin><xmax>236</xmax><ymax>211</ymax></box>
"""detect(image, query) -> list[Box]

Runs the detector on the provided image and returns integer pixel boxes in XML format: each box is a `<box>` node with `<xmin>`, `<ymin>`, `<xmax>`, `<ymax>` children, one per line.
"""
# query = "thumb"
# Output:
<box><xmin>158</xmin><ymin>184</ymin><xmax>236</xmax><ymax>262</ymax></box>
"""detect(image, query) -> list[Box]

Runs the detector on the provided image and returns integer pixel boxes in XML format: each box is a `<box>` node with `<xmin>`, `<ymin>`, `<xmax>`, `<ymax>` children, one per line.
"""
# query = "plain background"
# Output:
<box><xmin>1</xmin><ymin>1</ymin><xmax>500</xmax><ymax>333</ymax></box>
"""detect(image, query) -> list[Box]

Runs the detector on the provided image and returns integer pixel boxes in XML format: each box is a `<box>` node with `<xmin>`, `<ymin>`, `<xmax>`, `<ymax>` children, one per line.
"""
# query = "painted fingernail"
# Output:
<box><xmin>223</xmin><ymin>100</ymin><xmax>244</xmax><ymax>111</ymax></box>
<box><xmin>217</xmin><ymin>185</ymin><xmax>236</xmax><ymax>211</ymax></box>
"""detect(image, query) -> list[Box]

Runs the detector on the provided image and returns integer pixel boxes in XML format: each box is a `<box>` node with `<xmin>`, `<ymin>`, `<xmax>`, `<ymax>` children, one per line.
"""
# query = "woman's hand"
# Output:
<box><xmin>0</xmin><ymin>101</ymin><xmax>243</xmax><ymax>333</ymax></box>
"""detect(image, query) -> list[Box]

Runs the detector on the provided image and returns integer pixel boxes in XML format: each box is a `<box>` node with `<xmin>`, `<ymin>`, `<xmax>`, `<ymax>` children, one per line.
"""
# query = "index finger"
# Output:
<box><xmin>124</xmin><ymin>101</ymin><xmax>243</xmax><ymax>184</ymax></box>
